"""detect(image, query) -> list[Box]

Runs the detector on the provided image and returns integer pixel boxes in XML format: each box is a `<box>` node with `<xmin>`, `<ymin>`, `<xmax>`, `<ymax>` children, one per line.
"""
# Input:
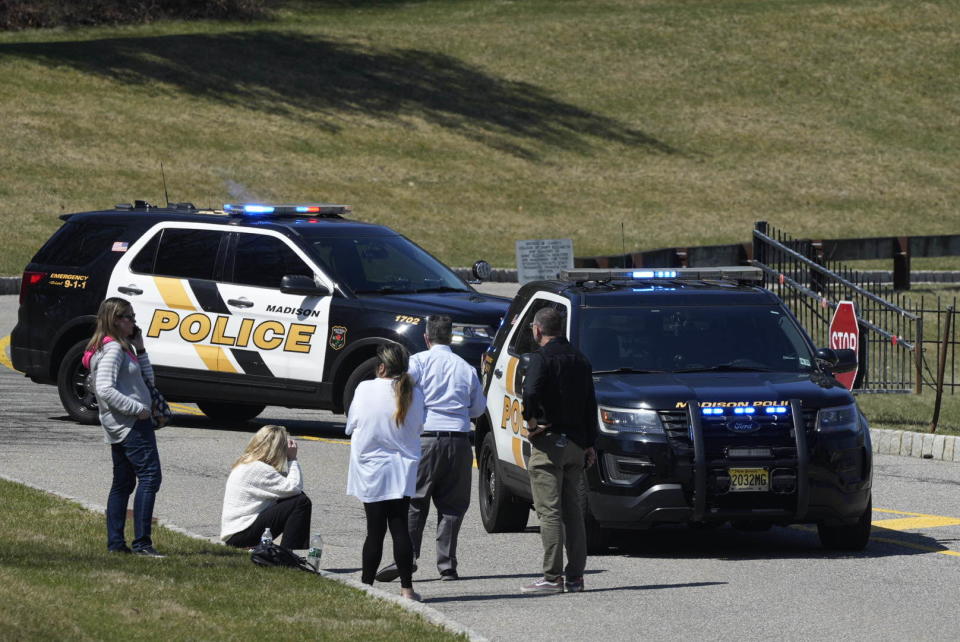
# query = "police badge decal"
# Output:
<box><xmin>329</xmin><ymin>325</ymin><xmax>347</xmax><ymax>350</ymax></box>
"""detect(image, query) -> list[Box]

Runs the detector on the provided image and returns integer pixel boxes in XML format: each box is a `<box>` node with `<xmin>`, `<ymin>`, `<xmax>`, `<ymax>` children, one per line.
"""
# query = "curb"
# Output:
<box><xmin>0</xmin><ymin>473</ymin><xmax>488</xmax><ymax>642</ymax></box>
<box><xmin>0</xmin><ymin>276</ymin><xmax>18</xmax><ymax>295</ymax></box>
<box><xmin>870</xmin><ymin>427</ymin><xmax>959</xmax><ymax>463</ymax></box>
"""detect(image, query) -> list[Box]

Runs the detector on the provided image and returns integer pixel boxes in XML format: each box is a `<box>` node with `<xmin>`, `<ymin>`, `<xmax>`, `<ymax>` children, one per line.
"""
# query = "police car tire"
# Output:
<box><xmin>343</xmin><ymin>357</ymin><xmax>379</xmax><ymax>415</ymax></box>
<box><xmin>817</xmin><ymin>495</ymin><xmax>872</xmax><ymax>551</ymax></box>
<box><xmin>196</xmin><ymin>401</ymin><xmax>265</xmax><ymax>424</ymax></box>
<box><xmin>478</xmin><ymin>432</ymin><xmax>530</xmax><ymax>533</ymax></box>
<box><xmin>57</xmin><ymin>339</ymin><xmax>100</xmax><ymax>425</ymax></box>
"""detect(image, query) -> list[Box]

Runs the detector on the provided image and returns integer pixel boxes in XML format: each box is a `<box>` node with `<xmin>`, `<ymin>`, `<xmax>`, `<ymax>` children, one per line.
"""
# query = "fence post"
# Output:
<box><xmin>915</xmin><ymin>311</ymin><xmax>923</xmax><ymax>395</ymax></box>
<box><xmin>893</xmin><ymin>237</ymin><xmax>911</xmax><ymax>291</ymax></box>
<box><xmin>930</xmin><ymin>306</ymin><xmax>955</xmax><ymax>433</ymax></box>
<box><xmin>754</xmin><ymin>221</ymin><xmax>767</xmax><ymax>267</ymax></box>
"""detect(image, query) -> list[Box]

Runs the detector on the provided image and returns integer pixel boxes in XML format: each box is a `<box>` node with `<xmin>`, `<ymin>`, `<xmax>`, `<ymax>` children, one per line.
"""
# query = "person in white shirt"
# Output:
<box><xmin>376</xmin><ymin>315</ymin><xmax>485</xmax><ymax>583</ymax></box>
<box><xmin>84</xmin><ymin>297</ymin><xmax>164</xmax><ymax>557</ymax></box>
<box><xmin>346</xmin><ymin>344</ymin><xmax>426</xmax><ymax>601</ymax></box>
<box><xmin>220</xmin><ymin>424</ymin><xmax>312</xmax><ymax>550</ymax></box>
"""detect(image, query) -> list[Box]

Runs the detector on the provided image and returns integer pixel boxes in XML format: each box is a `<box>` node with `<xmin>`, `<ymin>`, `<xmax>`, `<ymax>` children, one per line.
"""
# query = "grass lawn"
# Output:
<box><xmin>858</xmin><ymin>392</ymin><xmax>960</xmax><ymax>437</ymax></box>
<box><xmin>0</xmin><ymin>478</ymin><xmax>460</xmax><ymax>641</ymax></box>
<box><xmin>1</xmin><ymin>0</ymin><xmax>959</xmax><ymax>275</ymax></box>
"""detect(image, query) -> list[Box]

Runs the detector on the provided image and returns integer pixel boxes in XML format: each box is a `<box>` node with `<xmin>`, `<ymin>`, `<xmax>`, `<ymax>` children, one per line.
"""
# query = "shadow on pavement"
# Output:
<box><xmin>424</xmin><ymin>581</ymin><xmax>726</xmax><ymax>603</ymax></box>
<box><xmin>606</xmin><ymin>523</ymin><xmax>956</xmax><ymax>560</ymax></box>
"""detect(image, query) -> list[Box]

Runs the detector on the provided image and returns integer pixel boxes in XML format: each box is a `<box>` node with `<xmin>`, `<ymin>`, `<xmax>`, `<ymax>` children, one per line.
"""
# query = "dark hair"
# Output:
<box><xmin>425</xmin><ymin>315</ymin><xmax>453</xmax><ymax>345</ymax></box>
<box><xmin>377</xmin><ymin>344</ymin><xmax>413</xmax><ymax>427</ymax></box>
<box><xmin>533</xmin><ymin>307</ymin><xmax>563</xmax><ymax>336</ymax></box>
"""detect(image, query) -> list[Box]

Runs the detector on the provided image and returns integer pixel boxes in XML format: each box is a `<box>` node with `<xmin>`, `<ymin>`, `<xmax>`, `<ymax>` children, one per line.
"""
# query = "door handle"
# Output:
<box><xmin>494</xmin><ymin>368</ymin><xmax>503</xmax><ymax>378</ymax></box>
<box><xmin>118</xmin><ymin>286</ymin><xmax>143</xmax><ymax>295</ymax></box>
<box><xmin>227</xmin><ymin>298</ymin><xmax>254</xmax><ymax>308</ymax></box>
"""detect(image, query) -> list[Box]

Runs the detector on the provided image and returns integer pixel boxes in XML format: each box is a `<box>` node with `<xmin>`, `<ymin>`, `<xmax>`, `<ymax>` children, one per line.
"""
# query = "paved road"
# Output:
<box><xmin>2</xmin><ymin>291</ymin><xmax>960</xmax><ymax>641</ymax></box>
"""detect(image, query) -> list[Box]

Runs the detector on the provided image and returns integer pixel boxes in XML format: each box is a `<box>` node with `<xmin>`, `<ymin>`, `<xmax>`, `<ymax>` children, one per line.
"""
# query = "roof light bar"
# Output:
<box><xmin>224</xmin><ymin>203</ymin><xmax>352</xmax><ymax>218</ymax></box>
<box><xmin>560</xmin><ymin>267</ymin><xmax>763</xmax><ymax>283</ymax></box>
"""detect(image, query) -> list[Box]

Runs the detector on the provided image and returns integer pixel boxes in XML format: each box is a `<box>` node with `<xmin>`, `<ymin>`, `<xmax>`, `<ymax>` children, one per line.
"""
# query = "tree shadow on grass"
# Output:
<box><xmin>0</xmin><ymin>31</ymin><xmax>680</xmax><ymax>161</ymax></box>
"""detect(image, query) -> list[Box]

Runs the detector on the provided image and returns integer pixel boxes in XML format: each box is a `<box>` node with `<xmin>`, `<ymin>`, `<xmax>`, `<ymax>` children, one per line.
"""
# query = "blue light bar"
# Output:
<box><xmin>631</xmin><ymin>270</ymin><xmax>678</xmax><ymax>279</ymax></box>
<box><xmin>702</xmin><ymin>407</ymin><xmax>725</xmax><ymax>416</ymax></box>
<box><xmin>765</xmin><ymin>406</ymin><xmax>789</xmax><ymax>414</ymax></box>
<box><xmin>733</xmin><ymin>406</ymin><xmax>756</xmax><ymax>415</ymax></box>
<box><xmin>224</xmin><ymin>203</ymin><xmax>275</xmax><ymax>214</ymax></box>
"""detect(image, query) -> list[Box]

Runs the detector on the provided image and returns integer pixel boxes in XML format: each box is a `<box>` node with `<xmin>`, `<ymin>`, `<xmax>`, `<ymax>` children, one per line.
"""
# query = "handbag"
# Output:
<box><xmin>147</xmin><ymin>382</ymin><xmax>173</xmax><ymax>429</ymax></box>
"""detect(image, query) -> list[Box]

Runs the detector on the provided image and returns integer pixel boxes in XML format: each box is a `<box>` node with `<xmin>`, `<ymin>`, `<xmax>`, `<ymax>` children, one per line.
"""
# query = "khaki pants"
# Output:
<box><xmin>528</xmin><ymin>433</ymin><xmax>587</xmax><ymax>582</ymax></box>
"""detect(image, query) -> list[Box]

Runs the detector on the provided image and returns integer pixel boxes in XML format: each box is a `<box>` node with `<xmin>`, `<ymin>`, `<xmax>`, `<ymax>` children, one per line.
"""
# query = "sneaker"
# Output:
<box><xmin>440</xmin><ymin>569</ymin><xmax>459</xmax><ymax>581</ymax></box>
<box><xmin>133</xmin><ymin>546</ymin><xmax>166</xmax><ymax>558</ymax></box>
<box><xmin>375</xmin><ymin>561</ymin><xmax>417</xmax><ymax>583</ymax></box>
<box><xmin>521</xmin><ymin>578</ymin><xmax>563</xmax><ymax>594</ymax></box>
<box><xmin>108</xmin><ymin>545</ymin><xmax>132</xmax><ymax>554</ymax></box>
<box><xmin>564</xmin><ymin>576</ymin><xmax>584</xmax><ymax>592</ymax></box>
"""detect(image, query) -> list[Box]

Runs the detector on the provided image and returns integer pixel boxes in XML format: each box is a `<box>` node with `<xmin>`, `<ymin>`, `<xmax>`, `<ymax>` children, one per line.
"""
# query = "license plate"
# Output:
<box><xmin>728</xmin><ymin>467</ymin><xmax>769</xmax><ymax>492</ymax></box>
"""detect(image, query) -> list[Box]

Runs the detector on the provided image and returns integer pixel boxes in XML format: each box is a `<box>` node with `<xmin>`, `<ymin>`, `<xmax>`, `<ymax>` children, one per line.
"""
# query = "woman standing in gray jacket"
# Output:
<box><xmin>83</xmin><ymin>297</ymin><xmax>164</xmax><ymax>557</ymax></box>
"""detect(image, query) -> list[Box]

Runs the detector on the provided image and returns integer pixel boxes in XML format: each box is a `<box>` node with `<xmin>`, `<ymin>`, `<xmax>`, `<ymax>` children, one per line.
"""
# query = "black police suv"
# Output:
<box><xmin>477</xmin><ymin>267</ymin><xmax>872</xmax><ymax>551</ymax></box>
<box><xmin>12</xmin><ymin>201</ymin><xmax>509</xmax><ymax>424</ymax></box>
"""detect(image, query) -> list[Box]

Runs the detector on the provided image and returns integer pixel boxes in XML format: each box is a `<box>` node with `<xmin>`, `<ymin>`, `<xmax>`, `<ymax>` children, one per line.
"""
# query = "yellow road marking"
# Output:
<box><xmin>0</xmin><ymin>335</ymin><xmax>13</xmax><ymax>371</ymax></box>
<box><xmin>170</xmin><ymin>402</ymin><xmax>203</xmax><ymax>415</ymax></box>
<box><xmin>297</xmin><ymin>435</ymin><xmax>350</xmax><ymax>445</ymax></box>
<box><xmin>873</xmin><ymin>515</ymin><xmax>960</xmax><ymax>531</ymax></box>
<box><xmin>870</xmin><ymin>535</ymin><xmax>960</xmax><ymax>558</ymax></box>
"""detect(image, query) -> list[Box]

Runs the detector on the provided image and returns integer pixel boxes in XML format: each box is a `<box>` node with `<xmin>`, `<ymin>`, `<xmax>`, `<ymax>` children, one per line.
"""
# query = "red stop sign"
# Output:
<box><xmin>828</xmin><ymin>300</ymin><xmax>859</xmax><ymax>390</ymax></box>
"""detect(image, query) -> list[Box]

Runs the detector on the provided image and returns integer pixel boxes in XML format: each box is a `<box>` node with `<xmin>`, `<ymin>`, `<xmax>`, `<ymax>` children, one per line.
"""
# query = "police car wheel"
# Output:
<box><xmin>343</xmin><ymin>357</ymin><xmax>379</xmax><ymax>415</ymax></box>
<box><xmin>57</xmin><ymin>339</ymin><xmax>100</xmax><ymax>425</ymax></box>
<box><xmin>478</xmin><ymin>432</ymin><xmax>529</xmax><ymax>533</ymax></box>
<box><xmin>196</xmin><ymin>401</ymin><xmax>265</xmax><ymax>424</ymax></box>
<box><xmin>817</xmin><ymin>495</ymin><xmax>872</xmax><ymax>551</ymax></box>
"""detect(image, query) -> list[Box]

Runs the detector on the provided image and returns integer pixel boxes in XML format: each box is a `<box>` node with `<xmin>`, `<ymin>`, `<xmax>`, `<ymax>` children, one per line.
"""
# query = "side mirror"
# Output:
<box><xmin>815</xmin><ymin>347</ymin><xmax>857</xmax><ymax>373</ymax></box>
<box><xmin>518</xmin><ymin>352</ymin><xmax>533</xmax><ymax>376</ymax></box>
<box><xmin>472</xmin><ymin>260</ymin><xmax>492</xmax><ymax>282</ymax></box>
<box><xmin>280</xmin><ymin>274</ymin><xmax>330</xmax><ymax>297</ymax></box>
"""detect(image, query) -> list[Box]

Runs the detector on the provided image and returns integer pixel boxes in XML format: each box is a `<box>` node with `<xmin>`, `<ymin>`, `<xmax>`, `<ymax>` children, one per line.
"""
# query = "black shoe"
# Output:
<box><xmin>133</xmin><ymin>546</ymin><xmax>166</xmax><ymax>558</ymax></box>
<box><xmin>440</xmin><ymin>569</ymin><xmax>459</xmax><ymax>581</ymax></box>
<box><xmin>375</xmin><ymin>561</ymin><xmax>417</xmax><ymax>582</ymax></box>
<box><xmin>108</xmin><ymin>545</ymin><xmax>132</xmax><ymax>554</ymax></box>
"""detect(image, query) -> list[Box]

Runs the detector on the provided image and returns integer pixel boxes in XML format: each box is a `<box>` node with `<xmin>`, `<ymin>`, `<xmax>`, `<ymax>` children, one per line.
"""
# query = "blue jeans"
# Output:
<box><xmin>107</xmin><ymin>419</ymin><xmax>162</xmax><ymax>551</ymax></box>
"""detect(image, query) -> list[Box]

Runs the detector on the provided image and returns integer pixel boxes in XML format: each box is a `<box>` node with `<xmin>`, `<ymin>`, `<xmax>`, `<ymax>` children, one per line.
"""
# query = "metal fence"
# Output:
<box><xmin>753</xmin><ymin>222</ymin><xmax>925</xmax><ymax>394</ymax></box>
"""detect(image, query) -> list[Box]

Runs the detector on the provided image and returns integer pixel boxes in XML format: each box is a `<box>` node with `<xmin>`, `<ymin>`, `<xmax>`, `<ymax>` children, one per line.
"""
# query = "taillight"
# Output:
<box><xmin>19</xmin><ymin>271</ymin><xmax>46</xmax><ymax>305</ymax></box>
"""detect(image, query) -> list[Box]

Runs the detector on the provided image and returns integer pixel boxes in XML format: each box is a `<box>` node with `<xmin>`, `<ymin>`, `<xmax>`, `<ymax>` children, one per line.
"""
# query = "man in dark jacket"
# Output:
<box><xmin>520</xmin><ymin>307</ymin><xmax>597</xmax><ymax>594</ymax></box>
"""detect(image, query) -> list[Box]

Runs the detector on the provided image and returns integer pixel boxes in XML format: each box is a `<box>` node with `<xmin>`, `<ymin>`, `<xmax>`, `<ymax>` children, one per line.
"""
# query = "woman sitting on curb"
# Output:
<box><xmin>220</xmin><ymin>424</ymin><xmax>312</xmax><ymax>550</ymax></box>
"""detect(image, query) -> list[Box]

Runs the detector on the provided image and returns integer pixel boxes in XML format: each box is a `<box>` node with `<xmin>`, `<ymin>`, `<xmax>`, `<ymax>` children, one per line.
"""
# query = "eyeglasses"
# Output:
<box><xmin>117</xmin><ymin>313</ymin><xmax>136</xmax><ymax>321</ymax></box>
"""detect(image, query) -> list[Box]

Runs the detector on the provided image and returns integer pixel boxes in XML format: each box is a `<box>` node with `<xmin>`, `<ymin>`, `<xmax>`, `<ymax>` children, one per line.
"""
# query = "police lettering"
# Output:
<box><xmin>147</xmin><ymin>309</ymin><xmax>316</xmax><ymax>353</ymax></box>
<box><xmin>675</xmin><ymin>400</ymin><xmax>789</xmax><ymax>409</ymax></box>
<box><xmin>264</xmin><ymin>304</ymin><xmax>322</xmax><ymax>318</ymax></box>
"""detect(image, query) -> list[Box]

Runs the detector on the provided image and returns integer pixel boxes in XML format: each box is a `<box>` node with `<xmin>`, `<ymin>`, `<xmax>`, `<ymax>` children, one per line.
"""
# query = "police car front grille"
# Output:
<box><xmin>659</xmin><ymin>408</ymin><xmax>819</xmax><ymax>458</ymax></box>
<box><xmin>659</xmin><ymin>410</ymin><xmax>692</xmax><ymax>450</ymax></box>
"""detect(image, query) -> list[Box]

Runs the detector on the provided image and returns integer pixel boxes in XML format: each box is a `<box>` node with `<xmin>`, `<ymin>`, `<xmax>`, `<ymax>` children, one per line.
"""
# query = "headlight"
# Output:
<box><xmin>598</xmin><ymin>406</ymin><xmax>664</xmax><ymax>435</ymax></box>
<box><xmin>816</xmin><ymin>403</ymin><xmax>860</xmax><ymax>433</ymax></box>
<box><xmin>452</xmin><ymin>323</ymin><xmax>493</xmax><ymax>343</ymax></box>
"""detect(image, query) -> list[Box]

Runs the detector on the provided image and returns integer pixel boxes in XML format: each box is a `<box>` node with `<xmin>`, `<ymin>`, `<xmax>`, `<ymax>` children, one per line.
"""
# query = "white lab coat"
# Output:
<box><xmin>345</xmin><ymin>377</ymin><xmax>425</xmax><ymax>503</ymax></box>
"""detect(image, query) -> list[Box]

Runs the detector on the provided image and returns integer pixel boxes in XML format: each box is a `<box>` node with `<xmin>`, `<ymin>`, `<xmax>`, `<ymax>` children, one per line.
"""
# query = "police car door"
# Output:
<box><xmin>214</xmin><ymin>229</ymin><xmax>332</xmax><ymax>383</ymax></box>
<box><xmin>110</xmin><ymin>223</ymin><xmax>231</xmax><ymax>375</ymax></box>
<box><xmin>485</xmin><ymin>294</ymin><xmax>570</xmax><ymax>471</ymax></box>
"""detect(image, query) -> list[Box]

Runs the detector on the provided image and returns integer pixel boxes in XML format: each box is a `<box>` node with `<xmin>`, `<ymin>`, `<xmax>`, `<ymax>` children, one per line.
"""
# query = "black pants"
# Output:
<box><xmin>225</xmin><ymin>493</ymin><xmax>312</xmax><ymax>550</ymax></box>
<box><xmin>362</xmin><ymin>497</ymin><xmax>414</xmax><ymax>589</ymax></box>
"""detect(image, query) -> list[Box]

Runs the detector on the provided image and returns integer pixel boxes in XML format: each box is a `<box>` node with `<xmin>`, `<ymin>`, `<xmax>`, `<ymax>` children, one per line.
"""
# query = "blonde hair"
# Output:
<box><xmin>377</xmin><ymin>344</ymin><xmax>413</xmax><ymax>428</ymax></box>
<box><xmin>233</xmin><ymin>424</ymin><xmax>290</xmax><ymax>472</ymax></box>
<box><xmin>86</xmin><ymin>297</ymin><xmax>135</xmax><ymax>355</ymax></box>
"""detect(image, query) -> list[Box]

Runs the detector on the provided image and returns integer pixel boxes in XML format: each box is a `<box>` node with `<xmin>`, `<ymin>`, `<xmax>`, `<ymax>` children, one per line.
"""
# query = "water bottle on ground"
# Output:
<box><xmin>307</xmin><ymin>533</ymin><xmax>323</xmax><ymax>572</ymax></box>
<box><xmin>260</xmin><ymin>527</ymin><xmax>273</xmax><ymax>547</ymax></box>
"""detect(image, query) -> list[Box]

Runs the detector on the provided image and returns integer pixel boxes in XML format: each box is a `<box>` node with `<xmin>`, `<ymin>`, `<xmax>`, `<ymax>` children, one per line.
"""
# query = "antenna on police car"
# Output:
<box><xmin>160</xmin><ymin>162</ymin><xmax>170</xmax><ymax>207</ymax></box>
<box><xmin>621</xmin><ymin>221</ymin><xmax>626</xmax><ymax>267</ymax></box>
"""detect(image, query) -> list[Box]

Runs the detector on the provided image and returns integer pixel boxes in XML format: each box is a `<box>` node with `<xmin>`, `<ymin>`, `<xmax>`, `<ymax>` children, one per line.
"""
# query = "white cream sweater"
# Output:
<box><xmin>219</xmin><ymin>460</ymin><xmax>303</xmax><ymax>541</ymax></box>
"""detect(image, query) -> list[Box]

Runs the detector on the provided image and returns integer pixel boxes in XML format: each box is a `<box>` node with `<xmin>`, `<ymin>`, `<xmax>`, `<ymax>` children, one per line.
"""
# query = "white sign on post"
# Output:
<box><xmin>515</xmin><ymin>239</ymin><xmax>574</xmax><ymax>285</ymax></box>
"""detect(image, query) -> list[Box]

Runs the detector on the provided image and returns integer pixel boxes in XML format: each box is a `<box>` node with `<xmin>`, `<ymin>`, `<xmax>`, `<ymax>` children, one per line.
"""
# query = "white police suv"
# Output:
<box><xmin>477</xmin><ymin>267</ymin><xmax>872</xmax><ymax>551</ymax></box>
<box><xmin>12</xmin><ymin>201</ymin><xmax>508</xmax><ymax>424</ymax></box>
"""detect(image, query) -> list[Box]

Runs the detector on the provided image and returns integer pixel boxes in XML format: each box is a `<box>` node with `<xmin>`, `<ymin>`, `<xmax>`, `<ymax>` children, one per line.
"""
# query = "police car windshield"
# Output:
<box><xmin>580</xmin><ymin>305</ymin><xmax>815</xmax><ymax>374</ymax></box>
<box><xmin>297</xmin><ymin>232</ymin><xmax>470</xmax><ymax>295</ymax></box>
